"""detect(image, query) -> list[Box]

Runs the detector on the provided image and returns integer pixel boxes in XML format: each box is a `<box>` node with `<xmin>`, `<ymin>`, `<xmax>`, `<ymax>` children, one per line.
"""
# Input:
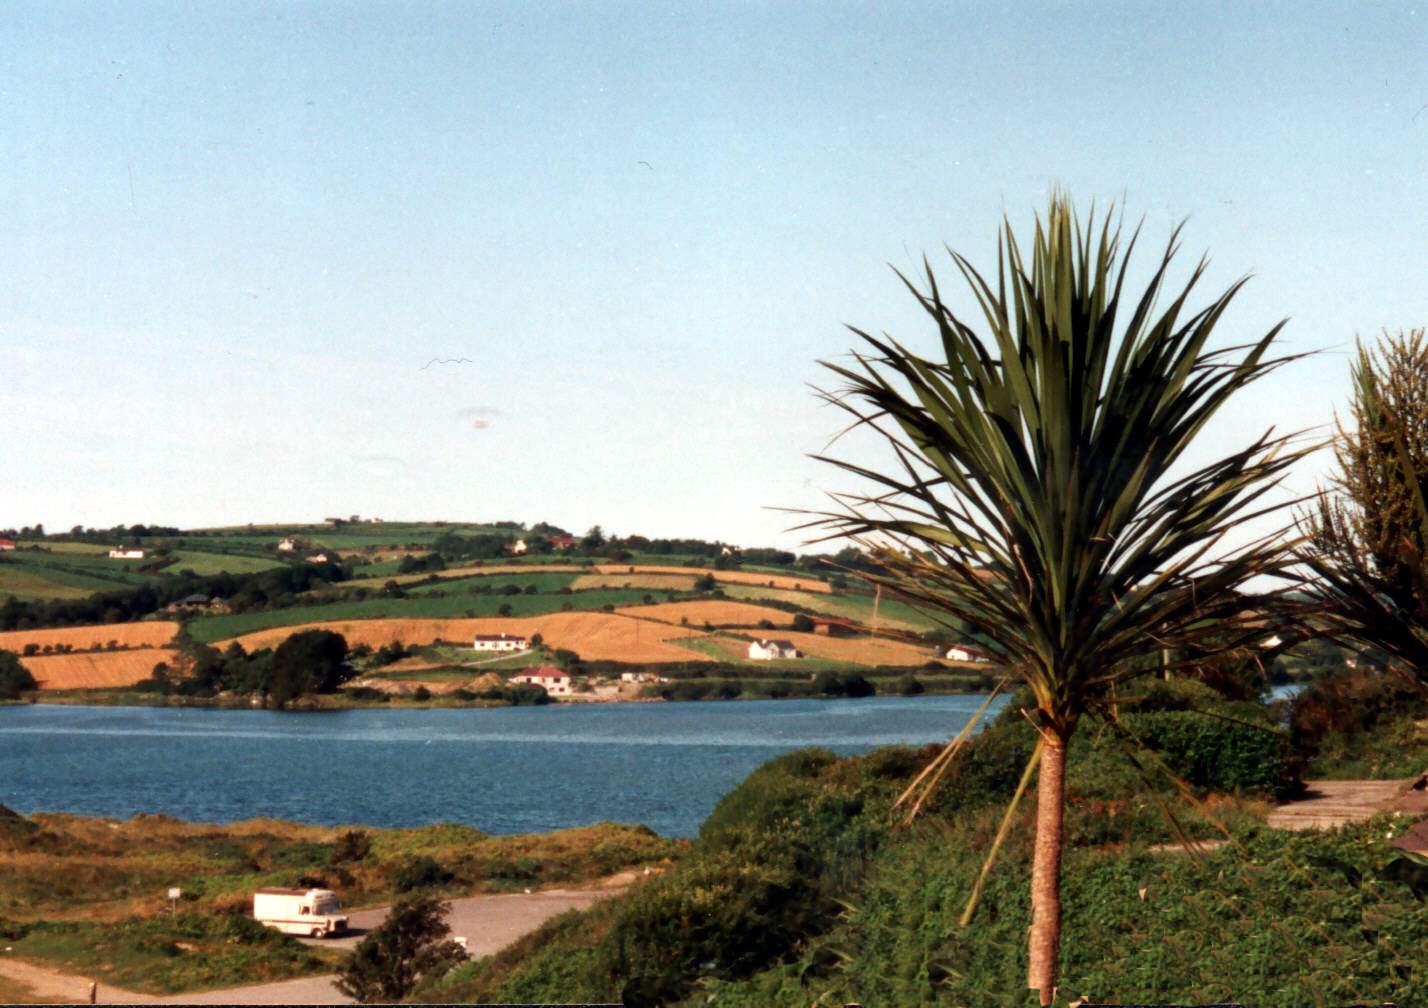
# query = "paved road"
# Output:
<box><xmin>0</xmin><ymin>880</ymin><xmax>630</xmax><ymax>1005</ymax></box>
<box><xmin>1267</xmin><ymin>775</ymin><xmax>1428</xmax><ymax>848</ymax></box>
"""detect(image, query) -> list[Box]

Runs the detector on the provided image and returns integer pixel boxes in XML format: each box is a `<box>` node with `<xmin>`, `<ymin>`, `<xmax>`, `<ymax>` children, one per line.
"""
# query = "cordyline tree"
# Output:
<box><xmin>806</xmin><ymin>195</ymin><xmax>1309</xmax><ymax>1003</ymax></box>
<box><xmin>1299</xmin><ymin>330</ymin><xmax>1428</xmax><ymax>679</ymax></box>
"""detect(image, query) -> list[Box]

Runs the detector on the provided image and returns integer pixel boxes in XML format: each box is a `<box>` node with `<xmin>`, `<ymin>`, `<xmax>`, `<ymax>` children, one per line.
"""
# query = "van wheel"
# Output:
<box><xmin>311</xmin><ymin>926</ymin><xmax>323</xmax><ymax>937</ymax></box>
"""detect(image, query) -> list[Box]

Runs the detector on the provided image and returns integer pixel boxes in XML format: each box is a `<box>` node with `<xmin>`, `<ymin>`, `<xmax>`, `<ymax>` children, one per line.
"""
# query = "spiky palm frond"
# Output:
<box><xmin>804</xmin><ymin>194</ymin><xmax>1311</xmax><ymax>1002</ymax></box>
<box><xmin>1298</xmin><ymin>331</ymin><xmax>1428</xmax><ymax>680</ymax></box>
<box><xmin>808</xmin><ymin>197</ymin><xmax>1309</xmax><ymax>735</ymax></box>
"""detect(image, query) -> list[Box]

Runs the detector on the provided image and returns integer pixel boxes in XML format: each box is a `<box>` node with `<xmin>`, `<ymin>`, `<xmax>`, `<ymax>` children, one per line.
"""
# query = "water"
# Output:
<box><xmin>0</xmin><ymin>695</ymin><xmax>1004</xmax><ymax>838</ymax></box>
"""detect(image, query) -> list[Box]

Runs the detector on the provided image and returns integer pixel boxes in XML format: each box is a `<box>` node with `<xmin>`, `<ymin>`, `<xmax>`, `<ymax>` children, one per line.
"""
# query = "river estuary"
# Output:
<box><xmin>0</xmin><ymin>694</ymin><xmax>1005</xmax><ymax>837</ymax></box>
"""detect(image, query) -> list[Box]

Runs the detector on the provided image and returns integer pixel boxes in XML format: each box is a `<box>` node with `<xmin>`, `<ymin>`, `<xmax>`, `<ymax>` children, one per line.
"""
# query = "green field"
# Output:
<box><xmin>186</xmin><ymin>588</ymin><xmax>664</xmax><ymax>643</ymax></box>
<box><xmin>405</xmin><ymin>571</ymin><xmax>581</xmax><ymax>595</ymax></box>
<box><xmin>720</xmin><ymin>583</ymin><xmax>940</xmax><ymax>633</ymax></box>
<box><xmin>165</xmin><ymin>550</ymin><xmax>285</xmax><ymax>576</ymax></box>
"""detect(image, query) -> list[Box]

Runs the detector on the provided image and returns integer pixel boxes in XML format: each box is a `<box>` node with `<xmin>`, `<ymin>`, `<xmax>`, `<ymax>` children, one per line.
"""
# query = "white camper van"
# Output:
<box><xmin>252</xmin><ymin>887</ymin><xmax>349</xmax><ymax>938</ymax></box>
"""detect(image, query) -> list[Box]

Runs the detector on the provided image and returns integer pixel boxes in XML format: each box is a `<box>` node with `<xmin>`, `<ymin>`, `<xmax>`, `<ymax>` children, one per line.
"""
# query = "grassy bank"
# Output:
<box><xmin>0</xmin><ymin>807</ymin><xmax>676</xmax><ymax>996</ymax></box>
<box><xmin>417</xmin><ymin>680</ymin><xmax>1428</xmax><ymax>1007</ymax></box>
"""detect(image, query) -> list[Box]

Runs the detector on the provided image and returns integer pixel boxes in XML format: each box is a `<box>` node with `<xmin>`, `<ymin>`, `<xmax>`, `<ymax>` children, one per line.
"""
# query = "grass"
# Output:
<box><xmin>0</xmin><ymin>562</ymin><xmax>126</xmax><ymax>601</ymax></box>
<box><xmin>719</xmin><ymin>583</ymin><xmax>939</xmax><ymax>633</ymax></box>
<box><xmin>164</xmin><ymin>550</ymin><xmax>283</xmax><ymax>576</ymax></box>
<box><xmin>0</xmin><ymin>805</ymin><xmax>678</xmax><ymax>997</ymax></box>
<box><xmin>11</xmin><ymin>913</ymin><xmax>330</xmax><ymax>995</ymax></box>
<box><xmin>188</xmin><ymin>590</ymin><xmax>665</xmax><ymax>644</ymax></box>
<box><xmin>406</xmin><ymin>571</ymin><xmax>580</xmax><ymax>595</ymax></box>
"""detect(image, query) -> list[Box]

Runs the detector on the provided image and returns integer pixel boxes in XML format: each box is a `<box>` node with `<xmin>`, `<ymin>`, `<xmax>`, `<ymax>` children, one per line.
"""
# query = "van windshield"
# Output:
<box><xmin>314</xmin><ymin>898</ymin><xmax>340</xmax><ymax>915</ymax></box>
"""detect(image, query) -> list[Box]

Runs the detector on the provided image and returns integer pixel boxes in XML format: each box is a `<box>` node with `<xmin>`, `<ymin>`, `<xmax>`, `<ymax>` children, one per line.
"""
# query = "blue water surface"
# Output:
<box><xmin>0</xmin><ymin>694</ymin><xmax>1004</xmax><ymax>838</ymax></box>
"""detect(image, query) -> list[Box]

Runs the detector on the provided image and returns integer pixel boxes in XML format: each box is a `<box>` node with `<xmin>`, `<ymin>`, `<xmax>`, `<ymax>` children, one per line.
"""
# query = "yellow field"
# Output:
<box><xmin>24</xmin><ymin>649</ymin><xmax>180</xmax><ymax>690</ymax></box>
<box><xmin>224</xmin><ymin>612</ymin><xmax>713</xmax><ymax>664</ymax></box>
<box><xmin>618</xmin><ymin>599</ymin><xmax>796</xmax><ymax>628</ymax></box>
<box><xmin>594</xmin><ymin>565</ymin><xmax>832</xmax><ymax>594</ymax></box>
<box><xmin>774</xmin><ymin>630</ymin><xmax>936</xmax><ymax>666</ymax></box>
<box><xmin>0</xmin><ymin>621</ymin><xmax>179</xmax><ymax>653</ymax></box>
<box><xmin>570</xmin><ymin>573</ymin><xmax>697</xmax><ymax>592</ymax></box>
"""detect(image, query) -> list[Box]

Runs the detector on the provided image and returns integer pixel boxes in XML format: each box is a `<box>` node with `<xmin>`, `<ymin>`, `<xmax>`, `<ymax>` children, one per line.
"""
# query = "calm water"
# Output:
<box><xmin>0</xmin><ymin>695</ymin><xmax>1004</xmax><ymax>838</ymax></box>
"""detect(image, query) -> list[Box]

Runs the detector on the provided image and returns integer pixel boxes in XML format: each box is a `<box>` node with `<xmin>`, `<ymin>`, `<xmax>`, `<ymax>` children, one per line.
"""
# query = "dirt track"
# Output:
<box><xmin>0</xmin><ymin>878</ymin><xmax>631</xmax><ymax>1005</ymax></box>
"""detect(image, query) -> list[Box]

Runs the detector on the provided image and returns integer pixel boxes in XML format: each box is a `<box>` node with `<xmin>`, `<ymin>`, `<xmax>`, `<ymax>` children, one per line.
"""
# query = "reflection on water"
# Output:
<box><xmin>0</xmin><ymin>695</ymin><xmax>1004</xmax><ymax>837</ymax></box>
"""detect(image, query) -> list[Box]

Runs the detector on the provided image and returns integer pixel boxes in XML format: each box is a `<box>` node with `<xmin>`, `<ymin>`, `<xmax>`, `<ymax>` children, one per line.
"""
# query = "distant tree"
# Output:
<box><xmin>335</xmin><ymin>895</ymin><xmax>466</xmax><ymax>1003</ymax></box>
<box><xmin>0</xmin><ymin>651</ymin><xmax>37</xmax><ymax>700</ymax></box>
<box><xmin>791</xmin><ymin>613</ymin><xmax>814</xmax><ymax>632</ymax></box>
<box><xmin>269</xmin><ymin>629</ymin><xmax>349</xmax><ymax>705</ymax></box>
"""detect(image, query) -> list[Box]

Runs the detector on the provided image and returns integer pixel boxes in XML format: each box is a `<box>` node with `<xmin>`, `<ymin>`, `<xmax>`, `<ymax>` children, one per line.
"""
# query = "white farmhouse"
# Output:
<box><xmin>510</xmin><ymin>666</ymin><xmax>571</xmax><ymax>694</ymax></box>
<box><xmin>944</xmin><ymin>645</ymin><xmax>985</xmax><ymax>662</ymax></box>
<box><xmin>474</xmin><ymin>633</ymin><xmax>528</xmax><ymax>652</ymax></box>
<box><xmin>108</xmin><ymin>547</ymin><xmax>145</xmax><ymax>560</ymax></box>
<box><xmin>748</xmin><ymin>639</ymin><xmax>799</xmax><ymax>660</ymax></box>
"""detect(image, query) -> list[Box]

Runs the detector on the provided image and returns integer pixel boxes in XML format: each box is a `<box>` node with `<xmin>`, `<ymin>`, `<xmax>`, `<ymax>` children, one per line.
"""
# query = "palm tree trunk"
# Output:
<box><xmin>1027</xmin><ymin>727</ymin><xmax>1067</xmax><ymax>1004</ymax></box>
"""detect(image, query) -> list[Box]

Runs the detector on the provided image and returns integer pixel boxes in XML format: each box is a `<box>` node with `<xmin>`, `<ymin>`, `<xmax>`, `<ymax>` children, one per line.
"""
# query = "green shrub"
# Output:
<box><xmin>1122</xmin><ymin>709</ymin><xmax>1296</xmax><ymax>799</ymax></box>
<box><xmin>389</xmin><ymin>855</ymin><xmax>454</xmax><ymax>892</ymax></box>
<box><xmin>333</xmin><ymin>830</ymin><xmax>372</xmax><ymax>863</ymax></box>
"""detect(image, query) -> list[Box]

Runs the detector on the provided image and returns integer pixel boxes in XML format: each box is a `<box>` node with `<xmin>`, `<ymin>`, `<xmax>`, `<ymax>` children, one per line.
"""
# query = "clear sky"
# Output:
<box><xmin>6</xmin><ymin>2</ymin><xmax>1427</xmax><ymax>551</ymax></box>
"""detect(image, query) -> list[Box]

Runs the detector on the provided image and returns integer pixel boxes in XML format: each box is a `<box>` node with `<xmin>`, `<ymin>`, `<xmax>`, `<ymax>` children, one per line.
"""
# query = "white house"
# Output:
<box><xmin>474</xmin><ymin>633</ymin><xmax>528</xmax><ymax>652</ymax></box>
<box><xmin>945</xmin><ymin>645</ymin><xmax>985</xmax><ymax>662</ymax></box>
<box><xmin>277</xmin><ymin>538</ymin><xmax>297</xmax><ymax>552</ymax></box>
<box><xmin>510</xmin><ymin>666</ymin><xmax>571</xmax><ymax>694</ymax></box>
<box><xmin>108</xmin><ymin>547</ymin><xmax>145</xmax><ymax>560</ymax></box>
<box><xmin>748</xmin><ymin>639</ymin><xmax>799</xmax><ymax>660</ymax></box>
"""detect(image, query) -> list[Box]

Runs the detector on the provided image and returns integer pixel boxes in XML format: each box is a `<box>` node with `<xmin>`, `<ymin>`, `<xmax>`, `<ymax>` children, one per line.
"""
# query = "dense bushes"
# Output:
<box><xmin>0</xmin><ymin>650</ymin><xmax>37</xmax><ymax>699</ymax></box>
<box><xmin>1287</xmin><ymin>667</ymin><xmax>1428</xmax><ymax>777</ymax></box>
<box><xmin>1119</xmin><ymin>709</ymin><xmax>1297</xmax><ymax>799</ymax></box>
<box><xmin>431</xmin><ymin>749</ymin><xmax>897</xmax><ymax>1003</ymax></box>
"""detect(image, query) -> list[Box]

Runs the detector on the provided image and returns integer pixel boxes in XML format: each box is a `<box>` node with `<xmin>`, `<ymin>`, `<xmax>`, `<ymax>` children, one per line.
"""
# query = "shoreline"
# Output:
<box><xmin>5</xmin><ymin>679</ymin><xmax>996</xmax><ymax>711</ymax></box>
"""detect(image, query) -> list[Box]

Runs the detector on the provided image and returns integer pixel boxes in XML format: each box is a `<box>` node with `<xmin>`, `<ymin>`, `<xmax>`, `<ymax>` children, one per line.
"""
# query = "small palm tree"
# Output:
<box><xmin>1299</xmin><ymin>330</ymin><xmax>1428</xmax><ymax>681</ymax></box>
<box><xmin>808</xmin><ymin>194</ymin><xmax>1309</xmax><ymax>1002</ymax></box>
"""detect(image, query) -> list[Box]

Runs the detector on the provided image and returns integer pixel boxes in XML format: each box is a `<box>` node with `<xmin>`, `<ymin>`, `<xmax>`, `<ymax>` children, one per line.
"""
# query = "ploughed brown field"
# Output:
<box><xmin>223</xmin><ymin>611</ymin><xmax>715</xmax><ymax>664</ymax></box>
<box><xmin>23</xmin><ymin>649</ymin><xmax>181</xmax><ymax>690</ymax></box>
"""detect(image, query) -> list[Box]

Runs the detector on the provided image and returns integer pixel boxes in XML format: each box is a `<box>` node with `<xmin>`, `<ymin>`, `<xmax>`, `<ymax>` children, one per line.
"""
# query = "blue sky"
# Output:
<box><xmin>5</xmin><ymin>2</ymin><xmax>1427</xmax><ymax>550</ymax></box>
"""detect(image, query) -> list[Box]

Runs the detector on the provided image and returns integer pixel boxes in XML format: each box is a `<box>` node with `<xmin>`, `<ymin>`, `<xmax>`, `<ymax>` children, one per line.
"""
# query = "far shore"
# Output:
<box><xmin>5</xmin><ymin>679</ymin><xmax>995</xmax><ymax>711</ymax></box>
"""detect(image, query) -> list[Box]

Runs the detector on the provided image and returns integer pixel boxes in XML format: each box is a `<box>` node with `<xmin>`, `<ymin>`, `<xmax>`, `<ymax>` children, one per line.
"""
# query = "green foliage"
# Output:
<box><xmin>268</xmin><ymin>629</ymin><xmax>349</xmax><ymax>704</ymax></box>
<box><xmin>806</xmin><ymin>193</ymin><xmax>1310</xmax><ymax>998</ymax></box>
<box><xmin>13</xmin><ymin>912</ymin><xmax>324</xmax><ymax>994</ymax></box>
<box><xmin>1288</xmin><ymin>667</ymin><xmax>1428</xmax><ymax>777</ymax></box>
<box><xmin>388</xmin><ymin>855</ymin><xmax>454</xmax><ymax>892</ymax></box>
<box><xmin>435</xmin><ymin>748</ymin><xmax>896</xmax><ymax>1004</ymax></box>
<box><xmin>336</xmin><ymin>895</ymin><xmax>467</xmax><ymax>1003</ymax></box>
<box><xmin>810</xmin><ymin>669</ymin><xmax>875</xmax><ymax>698</ymax></box>
<box><xmin>0</xmin><ymin>649</ymin><xmax>37</xmax><ymax>699</ymax></box>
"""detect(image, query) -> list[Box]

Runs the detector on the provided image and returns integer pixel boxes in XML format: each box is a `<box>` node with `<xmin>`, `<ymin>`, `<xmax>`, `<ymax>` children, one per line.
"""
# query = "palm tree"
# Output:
<box><xmin>1299</xmin><ymin>331</ymin><xmax>1428</xmax><ymax>681</ymax></box>
<box><xmin>808</xmin><ymin>194</ymin><xmax>1309</xmax><ymax>1003</ymax></box>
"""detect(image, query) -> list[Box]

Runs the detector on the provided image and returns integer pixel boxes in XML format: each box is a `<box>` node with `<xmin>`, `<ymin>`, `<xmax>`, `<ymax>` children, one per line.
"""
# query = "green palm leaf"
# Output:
<box><xmin>802</xmin><ymin>193</ymin><xmax>1312</xmax><ymax>1004</ymax></box>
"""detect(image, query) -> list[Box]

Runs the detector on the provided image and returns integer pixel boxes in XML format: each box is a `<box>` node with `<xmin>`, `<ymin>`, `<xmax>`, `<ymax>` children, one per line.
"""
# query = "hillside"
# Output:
<box><xmin>0</xmin><ymin>521</ymin><xmax>971</xmax><ymax>696</ymax></box>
